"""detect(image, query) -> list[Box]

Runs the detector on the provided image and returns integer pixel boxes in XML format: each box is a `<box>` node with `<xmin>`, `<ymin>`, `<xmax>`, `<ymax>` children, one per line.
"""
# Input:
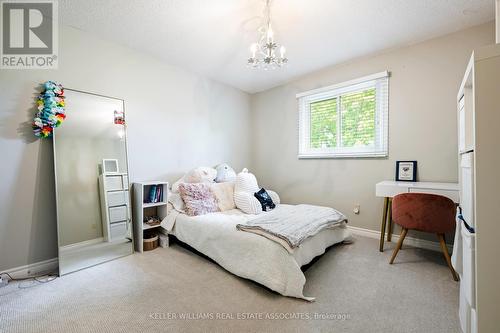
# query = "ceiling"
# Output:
<box><xmin>59</xmin><ymin>0</ymin><xmax>495</xmax><ymax>94</ymax></box>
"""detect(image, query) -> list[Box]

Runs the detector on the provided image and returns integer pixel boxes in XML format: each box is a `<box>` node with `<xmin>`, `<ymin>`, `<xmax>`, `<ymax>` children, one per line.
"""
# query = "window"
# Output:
<box><xmin>297</xmin><ymin>71</ymin><xmax>389</xmax><ymax>158</ymax></box>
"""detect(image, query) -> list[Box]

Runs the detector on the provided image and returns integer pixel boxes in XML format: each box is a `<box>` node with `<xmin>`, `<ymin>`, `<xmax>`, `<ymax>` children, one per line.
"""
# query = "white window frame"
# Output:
<box><xmin>297</xmin><ymin>71</ymin><xmax>389</xmax><ymax>159</ymax></box>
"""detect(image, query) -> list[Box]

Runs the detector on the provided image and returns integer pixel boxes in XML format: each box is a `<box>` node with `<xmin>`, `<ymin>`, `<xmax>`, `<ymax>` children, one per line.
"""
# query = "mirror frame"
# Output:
<box><xmin>53</xmin><ymin>88</ymin><xmax>134</xmax><ymax>276</ymax></box>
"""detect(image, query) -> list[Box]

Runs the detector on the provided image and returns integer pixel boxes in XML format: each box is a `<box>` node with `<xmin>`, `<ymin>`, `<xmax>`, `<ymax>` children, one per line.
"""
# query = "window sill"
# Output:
<box><xmin>298</xmin><ymin>152</ymin><xmax>388</xmax><ymax>159</ymax></box>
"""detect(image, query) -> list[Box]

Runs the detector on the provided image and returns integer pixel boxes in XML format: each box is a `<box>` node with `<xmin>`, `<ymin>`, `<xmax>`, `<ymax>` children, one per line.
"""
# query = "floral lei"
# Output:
<box><xmin>33</xmin><ymin>81</ymin><xmax>66</xmax><ymax>138</ymax></box>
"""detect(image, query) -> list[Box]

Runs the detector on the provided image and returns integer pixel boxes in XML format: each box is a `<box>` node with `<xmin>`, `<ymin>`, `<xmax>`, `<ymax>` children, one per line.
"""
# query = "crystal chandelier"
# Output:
<box><xmin>247</xmin><ymin>0</ymin><xmax>288</xmax><ymax>70</ymax></box>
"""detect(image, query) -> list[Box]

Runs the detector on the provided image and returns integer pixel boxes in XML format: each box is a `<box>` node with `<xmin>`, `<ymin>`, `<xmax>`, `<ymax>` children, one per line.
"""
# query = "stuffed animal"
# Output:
<box><xmin>171</xmin><ymin>166</ymin><xmax>217</xmax><ymax>193</ymax></box>
<box><xmin>214</xmin><ymin>163</ymin><xmax>236</xmax><ymax>183</ymax></box>
<box><xmin>233</xmin><ymin>168</ymin><xmax>280</xmax><ymax>214</ymax></box>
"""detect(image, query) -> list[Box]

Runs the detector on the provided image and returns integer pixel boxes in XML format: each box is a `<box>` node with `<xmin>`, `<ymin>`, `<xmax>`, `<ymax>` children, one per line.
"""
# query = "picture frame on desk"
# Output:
<box><xmin>395</xmin><ymin>161</ymin><xmax>417</xmax><ymax>182</ymax></box>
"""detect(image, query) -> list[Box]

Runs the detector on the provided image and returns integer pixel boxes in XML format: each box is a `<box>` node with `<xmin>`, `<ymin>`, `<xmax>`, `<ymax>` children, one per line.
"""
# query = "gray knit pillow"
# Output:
<box><xmin>178</xmin><ymin>183</ymin><xmax>219</xmax><ymax>216</ymax></box>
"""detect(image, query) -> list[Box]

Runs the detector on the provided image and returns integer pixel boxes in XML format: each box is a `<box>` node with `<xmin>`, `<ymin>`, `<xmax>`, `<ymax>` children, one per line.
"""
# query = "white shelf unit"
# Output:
<box><xmin>132</xmin><ymin>181</ymin><xmax>169</xmax><ymax>252</ymax></box>
<box><xmin>453</xmin><ymin>44</ymin><xmax>500</xmax><ymax>333</ymax></box>
<box><xmin>98</xmin><ymin>172</ymin><xmax>132</xmax><ymax>242</ymax></box>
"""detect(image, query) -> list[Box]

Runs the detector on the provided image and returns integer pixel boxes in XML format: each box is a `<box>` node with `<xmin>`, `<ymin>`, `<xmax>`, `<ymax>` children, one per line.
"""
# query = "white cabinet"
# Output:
<box><xmin>470</xmin><ymin>308</ymin><xmax>477</xmax><ymax>333</ymax></box>
<box><xmin>99</xmin><ymin>173</ymin><xmax>131</xmax><ymax>242</ymax></box>
<box><xmin>459</xmin><ymin>281</ymin><xmax>471</xmax><ymax>333</ymax></box>
<box><xmin>458</xmin><ymin>96</ymin><xmax>466</xmax><ymax>153</ymax></box>
<box><xmin>455</xmin><ymin>52</ymin><xmax>477</xmax><ymax>333</ymax></box>
<box><xmin>461</xmin><ymin>223</ymin><xmax>476</xmax><ymax>308</ymax></box>
<box><xmin>458</xmin><ymin>87</ymin><xmax>474</xmax><ymax>154</ymax></box>
<box><xmin>454</xmin><ymin>44</ymin><xmax>500</xmax><ymax>332</ymax></box>
<box><xmin>460</xmin><ymin>152</ymin><xmax>474</xmax><ymax>228</ymax></box>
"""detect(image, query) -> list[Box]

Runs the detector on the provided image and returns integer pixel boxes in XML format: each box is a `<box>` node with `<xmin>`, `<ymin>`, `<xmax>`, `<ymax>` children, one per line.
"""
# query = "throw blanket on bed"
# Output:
<box><xmin>237</xmin><ymin>204</ymin><xmax>347</xmax><ymax>253</ymax></box>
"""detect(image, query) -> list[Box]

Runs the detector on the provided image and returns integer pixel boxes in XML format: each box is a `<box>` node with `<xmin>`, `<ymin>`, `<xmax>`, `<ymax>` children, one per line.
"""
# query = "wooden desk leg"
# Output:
<box><xmin>379</xmin><ymin>197</ymin><xmax>389</xmax><ymax>252</ymax></box>
<box><xmin>387</xmin><ymin>198</ymin><xmax>393</xmax><ymax>242</ymax></box>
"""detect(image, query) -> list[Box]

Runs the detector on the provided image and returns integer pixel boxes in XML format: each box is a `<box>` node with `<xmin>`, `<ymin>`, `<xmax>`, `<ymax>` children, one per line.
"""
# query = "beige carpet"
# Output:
<box><xmin>0</xmin><ymin>236</ymin><xmax>460</xmax><ymax>333</ymax></box>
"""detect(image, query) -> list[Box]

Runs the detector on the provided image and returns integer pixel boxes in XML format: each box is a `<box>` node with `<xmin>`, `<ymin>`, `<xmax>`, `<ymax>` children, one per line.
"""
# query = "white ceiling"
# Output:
<box><xmin>59</xmin><ymin>0</ymin><xmax>495</xmax><ymax>93</ymax></box>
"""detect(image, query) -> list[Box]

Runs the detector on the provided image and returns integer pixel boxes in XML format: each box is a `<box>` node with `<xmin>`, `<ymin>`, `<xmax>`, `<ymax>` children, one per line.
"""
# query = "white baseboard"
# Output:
<box><xmin>60</xmin><ymin>237</ymin><xmax>104</xmax><ymax>252</ymax></box>
<box><xmin>2</xmin><ymin>258</ymin><xmax>58</xmax><ymax>280</ymax></box>
<box><xmin>347</xmin><ymin>226</ymin><xmax>452</xmax><ymax>253</ymax></box>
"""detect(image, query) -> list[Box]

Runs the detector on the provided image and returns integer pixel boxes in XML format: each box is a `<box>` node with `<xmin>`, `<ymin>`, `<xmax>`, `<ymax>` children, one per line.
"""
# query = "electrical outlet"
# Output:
<box><xmin>353</xmin><ymin>204</ymin><xmax>360</xmax><ymax>215</ymax></box>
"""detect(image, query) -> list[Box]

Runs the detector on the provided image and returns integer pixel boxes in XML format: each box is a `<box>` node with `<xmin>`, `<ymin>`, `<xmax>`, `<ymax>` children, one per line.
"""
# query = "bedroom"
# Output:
<box><xmin>0</xmin><ymin>0</ymin><xmax>499</xmax><ymax>332</ymax></box>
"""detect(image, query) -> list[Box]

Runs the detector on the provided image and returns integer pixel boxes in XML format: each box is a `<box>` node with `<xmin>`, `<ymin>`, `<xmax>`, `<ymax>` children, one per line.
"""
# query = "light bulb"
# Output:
<box><xmin>250</xmin><ymin>43</ymin><xmax>258</xmax><ymax>58</ymax></box>
<box><xmin>280</xmin><ymin>46</ymin><xmax>286</xmax><ymax>58</ymax></box>
<box><xmin>267</xmin><ymin>25</ymin><xmax>274</xmax><ymax>42</ymax></box>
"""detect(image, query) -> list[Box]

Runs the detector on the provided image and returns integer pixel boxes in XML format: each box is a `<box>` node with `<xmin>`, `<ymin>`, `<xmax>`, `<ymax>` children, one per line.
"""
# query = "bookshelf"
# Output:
<box><xmin>132</xmin><ymin>181</ymin><xmax>169</xmax><ymax>252</ymax></box>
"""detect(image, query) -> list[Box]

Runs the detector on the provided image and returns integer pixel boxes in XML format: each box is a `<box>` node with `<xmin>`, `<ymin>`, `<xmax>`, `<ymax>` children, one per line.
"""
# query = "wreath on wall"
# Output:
<box><xmin>33</xmin><ymin>81</ymin><xmax>66</xmax><ymax>138</ymax></box>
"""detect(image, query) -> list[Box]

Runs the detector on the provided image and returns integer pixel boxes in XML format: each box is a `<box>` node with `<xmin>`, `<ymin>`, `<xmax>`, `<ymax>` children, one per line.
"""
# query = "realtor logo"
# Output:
<box><xmin>1</xmin><ymin>0</ymin><xmax>58</xmax><ymax>69</ymax></box>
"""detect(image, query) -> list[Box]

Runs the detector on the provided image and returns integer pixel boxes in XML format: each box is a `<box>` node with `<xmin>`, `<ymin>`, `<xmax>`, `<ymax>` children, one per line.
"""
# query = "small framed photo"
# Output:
<box><xmin>102</xmin><ymin>159</ymin><xmax>119</xmax><ymax>174</ymax></box>
<box><xmin>396</xmin><ymin>161</ymin><xmax>417</xmax><ymax>182</ymax></box>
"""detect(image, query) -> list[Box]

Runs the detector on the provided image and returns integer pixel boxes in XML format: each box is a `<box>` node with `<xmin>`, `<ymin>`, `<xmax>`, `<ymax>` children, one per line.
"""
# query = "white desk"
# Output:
<box><xmin>375</xmin><ymin>181</ymin><xmax>459</xmax><ymax>252</ymax></box>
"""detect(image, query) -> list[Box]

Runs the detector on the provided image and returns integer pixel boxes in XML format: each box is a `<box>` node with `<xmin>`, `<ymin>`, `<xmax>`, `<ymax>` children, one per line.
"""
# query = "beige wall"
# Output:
<box><xmin>497</xmin><ymin>0</ymin><xmax>500</xmax><ymax>43</ymax></box>
<box><xmin>0</xmin><ymin>25</ymin><xmax>251</xmax><ymax>271</ymax></box>
<box><xmin>250</xmin><ymin>22</ymin><xmax>494</xmax><ymax>241</ymax></box>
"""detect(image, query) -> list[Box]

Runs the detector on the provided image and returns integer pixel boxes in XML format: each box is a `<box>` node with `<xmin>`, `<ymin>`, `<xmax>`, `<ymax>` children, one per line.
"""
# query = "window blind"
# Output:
<box><xmin>298</xmin><ymin>71</ymin><xmax>389</xmax><ymax>158</ymax></box>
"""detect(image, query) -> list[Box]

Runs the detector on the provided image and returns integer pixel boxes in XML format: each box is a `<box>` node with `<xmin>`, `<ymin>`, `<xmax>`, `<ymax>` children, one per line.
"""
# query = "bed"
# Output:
<box><xmin>161</xmin><ymin>204</ymin><xmax>352</xmax><ymax>301</ymax></box>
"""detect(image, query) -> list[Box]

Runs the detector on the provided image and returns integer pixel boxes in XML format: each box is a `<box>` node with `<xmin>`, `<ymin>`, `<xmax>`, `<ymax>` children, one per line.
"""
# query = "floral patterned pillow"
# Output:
<box><xmin>178</xmin><ymin>183</ymin><xmax>219</xmax><ymax>216</ymax></box>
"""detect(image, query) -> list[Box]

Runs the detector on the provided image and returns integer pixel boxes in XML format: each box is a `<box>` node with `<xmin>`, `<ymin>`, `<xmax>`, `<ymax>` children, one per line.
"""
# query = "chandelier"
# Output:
<box><xmin>247</xmin><ymin>0</ymin><xmax>288</xmax><ymax>70</ymax></box>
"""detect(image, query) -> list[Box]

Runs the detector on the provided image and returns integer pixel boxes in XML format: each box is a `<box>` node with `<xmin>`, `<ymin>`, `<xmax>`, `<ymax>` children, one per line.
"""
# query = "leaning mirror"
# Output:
<box><xmin>54</xmin><ymin>89</ymin><xmax>133</xmax><ymax>275</ymax></box>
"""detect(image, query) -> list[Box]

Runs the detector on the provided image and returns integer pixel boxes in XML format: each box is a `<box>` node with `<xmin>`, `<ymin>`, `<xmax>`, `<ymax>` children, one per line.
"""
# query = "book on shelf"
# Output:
<box><xmin>156</xmin><ymin>186</ymin><xmax>162</xmax><ymax>203</ymax></box>
<box><xmin>148</xmin><ymin>185</ymin><xmax>156</xmax><ymax>203</ymax></box>
<box><xmin>146</xmin><ymin>184</ymin><xmax>163</xmax><ymax>204</ymax></box>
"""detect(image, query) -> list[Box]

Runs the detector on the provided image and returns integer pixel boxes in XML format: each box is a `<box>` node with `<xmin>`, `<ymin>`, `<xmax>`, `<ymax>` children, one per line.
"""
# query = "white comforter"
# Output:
<box><xmin>161</xmin><ymin>204</ymin><xmax>352</xmax><ymax>301</ymax></box>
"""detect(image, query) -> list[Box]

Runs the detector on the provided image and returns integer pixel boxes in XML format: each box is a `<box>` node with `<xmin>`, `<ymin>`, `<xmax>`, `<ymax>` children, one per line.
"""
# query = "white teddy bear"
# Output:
<box><xmin>234</xmin><ymin>168</ymin><xmax>280</xmax><ymax>215</ymax></box>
